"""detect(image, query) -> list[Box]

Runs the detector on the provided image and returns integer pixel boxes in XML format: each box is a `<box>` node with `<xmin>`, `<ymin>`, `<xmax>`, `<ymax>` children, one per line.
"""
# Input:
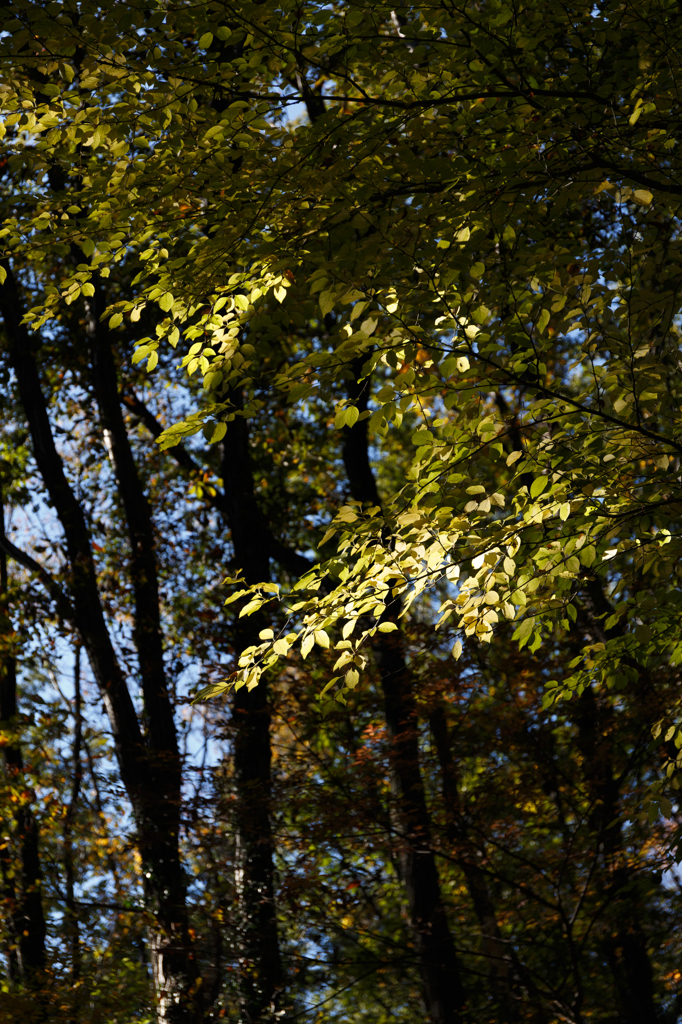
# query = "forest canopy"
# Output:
<box><xmin>1</xmin><ymin>1</ymin><xmax>682</xmax><ymax>1022</ymax></box>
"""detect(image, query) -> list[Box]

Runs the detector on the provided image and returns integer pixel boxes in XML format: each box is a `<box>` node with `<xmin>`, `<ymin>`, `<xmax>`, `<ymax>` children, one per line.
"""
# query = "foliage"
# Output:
<box><xmin>3</xmin><ymin>0</ymin><xmax>682</xmax><ymax>749</ymax></box>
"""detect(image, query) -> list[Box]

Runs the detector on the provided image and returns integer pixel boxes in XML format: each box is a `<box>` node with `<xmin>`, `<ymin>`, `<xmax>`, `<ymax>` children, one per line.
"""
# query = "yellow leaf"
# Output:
<box><xmin>301</xmin><ymin>634</ymin><xmax>314</xmax><ymax>660</ymax></box>
<box><xmin>345</xmin><ymin>668</ymin><xmax>360</xmax><ymax>688</ymax></box>
<box><xmin>314</xmin><ymin>629</ymin><xmax>330</xmax><ymax>649</ymax></box>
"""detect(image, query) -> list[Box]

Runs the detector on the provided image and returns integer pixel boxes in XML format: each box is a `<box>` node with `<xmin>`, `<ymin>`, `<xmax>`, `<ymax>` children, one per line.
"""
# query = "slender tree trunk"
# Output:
<box><xmin>63</xmin><ymin>644</ymin><xmax>82</xmax><ymax>1016</ymax></box>
<box><xmin>87</xmin><ymin>299</ymin><xmax>200</xmax><ymax>1023</ymax></box>
<box><xmin>0</xmin><ymin>563</ymin><xmax>20</xmax><ymax>985</ymax></box>
<box><xmin>0</xmin><ymin>264</ymin><xmax>199</xmax><ymax>1023</ymax></box>
<box><xmin>429</xmin><ymin>705</ymin><xmax>520</xmax><ymax>1023</ymax></box>
<box><xmin>572</xmin><ymin>686</ymin><xmax>658</xmax><ymax>1024</ymax></box>
<box><xmin>340</xmin><ymin>364</ymin><xmax>466</xmax><ymax>1024</ymax></box>
<box><xmin>0</xmin><ymin>807</ymin><xmax>19</xmax><ymax>985</ymax></box>
<box><xmin>379</xmin><ymin>631</ymin><xmax>466</xmax><ymax>1024</ymax></box>
<box><xmin>123</xmin><ymin>388</ymin><xmax>311</xmax><ymax>1020</ymax></box>
<box><xmin>0</xmin><ymin>503</ymin><xmax>46</xmax><ymax>1000</ymax></box>
<box><xmin>574</xmin><ymin>581</ymin><xmax>659</xmax><ymax>1024</ymax></box>
<box><xmin>220</xmin><ymin>410</ymin><xmax>282</xmax><ymax>1021</ymax></box>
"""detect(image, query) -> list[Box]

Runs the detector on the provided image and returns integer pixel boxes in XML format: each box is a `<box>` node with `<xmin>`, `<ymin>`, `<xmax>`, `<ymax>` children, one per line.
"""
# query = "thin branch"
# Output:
<box><xmin>0</xmin><ymin>533</ymin><xmax>76</xmax><ymax>625</ymax></box>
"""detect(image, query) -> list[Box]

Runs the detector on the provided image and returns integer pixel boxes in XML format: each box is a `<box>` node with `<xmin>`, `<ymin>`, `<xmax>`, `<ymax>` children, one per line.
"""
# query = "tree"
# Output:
<box><xmin>1</xmin><ymin>1</ymin><xmax>682</xmax><ymax>1021</ymax></box>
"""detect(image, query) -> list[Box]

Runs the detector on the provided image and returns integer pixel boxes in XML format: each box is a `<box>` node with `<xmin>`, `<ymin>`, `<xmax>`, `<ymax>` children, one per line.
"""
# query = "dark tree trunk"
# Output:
<box><xmin>429</xmin><ymin>705</ymin><xmax>520</xmax><ymax>1023</ymax></box>
<box><xmin>573</xmin><ymin>686</ymin><xmax>658</xmax><ymax>1024</ymax></box>
<box><xmin>574</xmin><ymin>581</ymin><xmax>660</xmax><ymax>1024</ymax></box>
<box><xmin>63</xmin><ymin>643</ymin><xmax>82</xmax><ymax>1021</ymax></box>
<box><xmin>220</xmin><ymin>410</ymin><xmax>283</xmax><ymax>1021</ymax></box>
<box><xmin>124</xmin><ymin>387</ymin><xmax>313</xmax><ymax>1019</ymax></box>
<box><xmin>0</xmin><ymin>505</ymin><xmax>46</xmax><ymax>997</ymax></box>
<box><xmin>0</xmin><ymin>265</ymin><xmax>199</xmax><ymax>1023</ymax></box>
<box><xmin>340</xmin><ymin>363</ymin><xmax>466</xmax><ymax>1024</ymax></box>
<box><xmin>87</xmin><ymin>298</ymin><xmax>199</xmax><ymax>1022</ymax></box>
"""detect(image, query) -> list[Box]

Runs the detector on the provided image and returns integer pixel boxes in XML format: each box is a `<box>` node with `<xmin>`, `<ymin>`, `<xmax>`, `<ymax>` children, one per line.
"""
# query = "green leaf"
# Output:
<box><xmin>193</xmin><ymin>682</ymin><xmax>231</xmax><ymax>702</ymax></box>
<box><xmin>537</xmin><ymin>309</ymin><xmax>551</xmax><ymax>334</ymax></box>
<box><xmin>319</xmin><ymin>290</ymin><xmax>335</xmax><ymax>316</ymax></box>
<box><xmin>514</xmin><ymin>618</ymin><xmax>535</xmax><ymax>644</ymax></box>
<box><xmin>579</xmin><ymin>545</ymin><xmax>596</xmax><ymax>567</ymax></box>
<box><xmin>345</xmin><ymin>406</ymin><xmax>359</xmax><ymax>428</ymax></box>
<box><xmin>530</xmin><ymin>476</ymin><xmax>548</xmax><ymax>498</ymax></box>
<box><xmin>203</xmin><ymin>421</ymin><xmax>227</xmax><ymax>444</ymax></box>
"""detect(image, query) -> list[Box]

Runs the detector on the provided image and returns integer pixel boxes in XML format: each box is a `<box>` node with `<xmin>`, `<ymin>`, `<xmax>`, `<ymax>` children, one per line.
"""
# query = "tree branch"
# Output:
<box><xmin>0</xmin><ymin>534</ymin><xmax>76</xmax><ymax>625</ymax></box>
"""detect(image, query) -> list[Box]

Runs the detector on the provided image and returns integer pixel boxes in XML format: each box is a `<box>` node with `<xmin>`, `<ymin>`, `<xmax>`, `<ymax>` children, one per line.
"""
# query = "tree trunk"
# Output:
<box><xmin>572</xmin><ymin>686</ymin><xmax>658</xmax><ymax>1024</ymax></box>
<box><xmin>125</xmin><ymin>385</ymin><xmax>307</xmax><ymax>1020</ymax></box>
<box><xmin>220</xmin><ymin>411</ymin><xmax>283</xmax><ymax>1021</ymax></box>
<box><xmin>87</xmin><ymin>298</ymin><xmax>200</xmax><ymax>1023</ymax></box>
<box><xmin>63</xmin><ymin>645</ymin><xmax>82</xmax><ymax>1019</ymax></box>
<box><xmin>340</xmin><ymin>364</ymin><xmax>466</xmax><ymax>1024</ymax></box>
<box><xmin>0</xmin><ymin>503</ymin><xmax>46</xmax><ymax>999</ymax></box>
<box><xmin>429</xmin><ymin>705</ymin><xmax>520</xmax><ymax>1023</ymax></box>
<box><xmin>574</xmin><ymin>581</ymin><xmax>660</xmax><ymax>1024</ymax></box>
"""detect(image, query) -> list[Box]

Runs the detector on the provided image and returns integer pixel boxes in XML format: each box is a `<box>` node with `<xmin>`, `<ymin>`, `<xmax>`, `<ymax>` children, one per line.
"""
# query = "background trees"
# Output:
<box><xmin>1</xmin><ymin>1</ymin><xmax>682</xmax><ymax>1022</ymax></box>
